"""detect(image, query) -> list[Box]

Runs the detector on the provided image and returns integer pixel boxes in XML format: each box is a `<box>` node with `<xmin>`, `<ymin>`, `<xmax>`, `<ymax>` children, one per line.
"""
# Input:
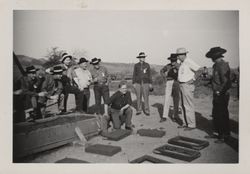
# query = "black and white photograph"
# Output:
<box><xmin>12</xmin><ymin>10</ymin><xmax>240</xmax><ymax>164</ymax></box>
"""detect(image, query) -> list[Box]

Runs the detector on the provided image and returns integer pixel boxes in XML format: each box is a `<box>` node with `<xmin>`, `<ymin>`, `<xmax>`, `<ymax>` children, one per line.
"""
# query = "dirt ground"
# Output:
<box><xmin>24</xmin><ymin>89</ymin><xmax>239</xmax><ymax>163</ymax></box>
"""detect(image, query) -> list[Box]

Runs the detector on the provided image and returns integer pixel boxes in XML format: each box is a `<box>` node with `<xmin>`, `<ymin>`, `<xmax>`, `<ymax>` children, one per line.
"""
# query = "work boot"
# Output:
<box><xmin>159</xmin><ymin>118</ymin><xmax>167</xmax><ymax>123</ymax></box>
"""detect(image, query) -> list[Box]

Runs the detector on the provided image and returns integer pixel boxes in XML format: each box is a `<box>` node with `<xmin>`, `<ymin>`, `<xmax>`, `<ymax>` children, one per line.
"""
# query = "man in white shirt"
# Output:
<box><xmin>176</xmin><ymin>48</ymin><xmax>200</xmax><ymax>130</ymax></box>
<box><xmin>74</xmin><ymin>58</ymin><xmax>93</xmax><ymax>113</ymax></box>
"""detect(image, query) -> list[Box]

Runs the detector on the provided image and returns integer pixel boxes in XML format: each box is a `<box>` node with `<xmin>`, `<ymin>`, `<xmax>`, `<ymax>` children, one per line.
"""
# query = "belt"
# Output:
<box><xmin>179</xmin><ymin>79</ymin><xmax>194</xmax><ymax>84</ymax></box>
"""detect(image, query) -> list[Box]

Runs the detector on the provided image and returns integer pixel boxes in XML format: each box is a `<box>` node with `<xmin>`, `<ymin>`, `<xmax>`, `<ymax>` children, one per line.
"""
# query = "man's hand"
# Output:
<box><xmin>13</xmin><ymin>89</ymin><xmax>22</xmax><ymax>95</ymax></box>
<box><xmin>119</xmin><ymin>108</ymin><xmax>124</xmax><ymax>116</ymax></box>
<box><xmin>38</xmin><ymin>91</ymin><xmax>47</xmax><ymax>97</ymax></box>
<box><xmin>50</xmin><ymin>95</ymin><xmax>59</xmax><ymax>100</ymax></box>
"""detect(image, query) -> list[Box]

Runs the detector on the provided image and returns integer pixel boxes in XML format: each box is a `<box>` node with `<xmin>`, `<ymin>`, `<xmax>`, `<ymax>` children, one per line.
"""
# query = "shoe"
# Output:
<box><xmin>214</xmin><ymin>139</ymin><xmax>225</xmax><ymax>144</ymax></box>
<box><xmin>204</xmin><ymin>134</ymin><xmax>218</xmax><ymax>139</ymax></box>
<box><xmin>177</xmin><ymin>125</ymin><xmax>187</xmax><ymax>129</ymax></box>
<box><xmin>159</xmin><ymin>118</ymin><xmax>167</xmax><ymax>123</ymax></box>
<box><xmin>136</xmin><ymin>111</ymin><xmax>142</xmax><ymax>115</ymax></box>
<box><xmin>184</xmin><ymin>127</ymin><xmax>196</xmax><ymax>131</ymax></box>
<box><xmin>125</xmin><ymin>126</ymin><xmax>133</xmax><ymax>131</ymax></box>
<box><xmin>172</xmin><ymin>118</ymin><xmax>177</xmax><ymax>122</ymax></box>
<box><xmin>145</xmin><ymin>112</ymin><xmax>150</xmax><ymax>116</ymax></box>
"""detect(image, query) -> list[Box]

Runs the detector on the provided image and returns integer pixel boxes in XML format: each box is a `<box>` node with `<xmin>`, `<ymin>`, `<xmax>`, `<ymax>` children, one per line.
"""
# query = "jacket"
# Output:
<box><xmin>132</xmin><ymin>62</ymin><xmax>152</xmax><ymax>84</ymax></box>
<box><xmin>212</xmin><ymin>59</ymin><xmax>231</xmax><ymax>94</ymax></box>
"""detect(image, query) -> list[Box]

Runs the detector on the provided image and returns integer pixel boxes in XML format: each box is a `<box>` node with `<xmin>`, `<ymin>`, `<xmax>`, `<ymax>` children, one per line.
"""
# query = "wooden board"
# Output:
<box><xmin>85</xmin><ymin>144</ymin><xmax>122</xmax><ymax>156</ymax></box>
<box><xmin>104</xmin><ymin>129</ymin><xmax>132</xmax><ymax>141</ymax></box>
<box><xmin>168</xmin><ymin>136</ymin><xmax>209</xmax><ymax>150</ymax></box>
<box><xmin>137</xmin><ymin>129</ymin><xmax>165</xmax><ymax>138</ymax></box>
<box><xmin>153</xmin><ymin>144</ymin><xmax>201</xmax><ymax>162</ymax></box>
<box><xmin>130</xmin><ymin>155</ymin><xmax>170</xmax><ymax>163</ymax></box>
<box><xmin>55</xmin><ymin>158</ymin><xmax>89</xmax><ymax>163</ymax></box>
<box><xmin>13</xmin><ymin>113</ymin><xmax>99</xmax><ymax>161</ymax></box>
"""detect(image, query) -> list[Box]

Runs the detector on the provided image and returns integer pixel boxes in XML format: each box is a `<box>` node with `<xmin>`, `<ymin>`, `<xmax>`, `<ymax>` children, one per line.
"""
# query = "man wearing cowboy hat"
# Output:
<box><xmin>160</xmin><ymin>53</ymin><xmax>180</xmax><ymax>123</ymax></box>
<box><xmin>73</xmin><ymin>58</ymin><xmax>93</xmax><ymax>112</ymax></box>
<box><xmin>205</xmin><ymin>46</ymin><xmax>232</xmax><ymax>143</ymax></box>
<box><xmin>132</xmin><ymin>52</ymin><xmax>153</xmax><ymax>116</ymax></box>
<box><xmin>176</xmin><ymin>48</ymin><xmax>201</xmax><ymax>130</ymax></box>
<box><xmin>90</xmin><ymin>57</ymin><xmax>110</xmax><ymax>115</ymax></box>
<box><xmin>36</xmin><ymin>66</ymin><xmax>65</xmax><ymax>117</ymax></box>
<box><xmin>59</xmin><ymin>53</ymin><xmax>85</xmax><ymax>113</ymax></box>
<box><xmin>15</xmin><ymin>65</ymin><xmax>45</xmax><ymax>121</ymax></box>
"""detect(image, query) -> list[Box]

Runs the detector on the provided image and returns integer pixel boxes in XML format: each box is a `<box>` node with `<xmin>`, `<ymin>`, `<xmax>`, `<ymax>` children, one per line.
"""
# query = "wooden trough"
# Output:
<box><xmin>13</xmin><ymin>113</ymin><xmax>99</xmax><ymax>161</ymax></box>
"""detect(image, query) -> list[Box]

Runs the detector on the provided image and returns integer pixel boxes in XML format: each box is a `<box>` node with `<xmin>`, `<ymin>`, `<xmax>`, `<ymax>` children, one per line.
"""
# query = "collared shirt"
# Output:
<box><xmin>212</xmin><ymin>59</ymin><xmax>231</xmax><ymax>93</ymax></box>
<box><xmin>107</xmin><ymin>91</ymin><xmax>132</xmax><ymax>110</ymax></box>
<box><xmin>74</xmin><ymin>67</ymin><xmax>92</xmax><ymax>89</ymax></box>
<box><xmin>160</xmin><ymin>62</ymin><xmax>180</xmax><ymax>81</ymax></box>
<box><xmin>178</xmin><ymin>57</ymin><xmax>200</xmax><ymax>83</ymax></box>
<box><xmin>90</xmin><ymin>66</ymin><xmax>109</xmax><ymax>85</ymax></box>
<box><xmin>132</xmin><ymin>62</ymin><xmax>152</xmax><ymax>84</ymax></box>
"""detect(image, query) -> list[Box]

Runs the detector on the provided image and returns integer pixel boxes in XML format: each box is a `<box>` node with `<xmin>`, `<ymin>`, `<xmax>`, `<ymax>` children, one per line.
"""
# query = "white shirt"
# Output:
<box><xmin>74</xmin><ymin>67</ymin><xmax>92</xmax><ymax>90</ymax></box>
<box><xmin>178</xmin><ymin>57</ymin><xmax>200</xmax><ymax>83</ymax></box>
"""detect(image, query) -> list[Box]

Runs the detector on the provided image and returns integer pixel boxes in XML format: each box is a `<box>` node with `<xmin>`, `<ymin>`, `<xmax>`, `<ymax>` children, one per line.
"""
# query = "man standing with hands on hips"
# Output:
<box><xmin>132</xmin><ymin>52</ymin><xmax>153</xmax><ymax>116</ymax></box>
<box><xmin>176</xmin><ymin>48</ymin><xmax>200</xmax><ymax>130</ymax></box>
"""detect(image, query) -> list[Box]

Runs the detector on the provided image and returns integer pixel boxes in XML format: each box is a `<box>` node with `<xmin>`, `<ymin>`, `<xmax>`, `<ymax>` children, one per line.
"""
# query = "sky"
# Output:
<box><xmin>13</xmin><ymin>10</ymin><xmax>239</xmax><ymax>68</ymax></box>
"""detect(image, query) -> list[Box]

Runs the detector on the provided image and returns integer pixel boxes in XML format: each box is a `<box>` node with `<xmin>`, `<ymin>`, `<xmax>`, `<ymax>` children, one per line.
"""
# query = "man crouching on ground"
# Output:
<box><xmin>105</xmin><ymin>80</ymin><xmax>133</xmax><ymax>131</ymax></box>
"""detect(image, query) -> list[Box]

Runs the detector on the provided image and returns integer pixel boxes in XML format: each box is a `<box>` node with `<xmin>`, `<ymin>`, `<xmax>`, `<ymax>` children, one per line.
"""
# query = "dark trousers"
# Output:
<box><xmin>109</xmin><ymin>107</ymin><xmax>133</xmax><ymax>129</ymax></box>
<box><xmin>212</xmin><ymin>92</ymin><xmax>231</xmax><ymax>138</ymax></box>
<box><xmin>82</xmin><ymin>88</ymin><xmax>90</xmax><ymax>113</ymax></box>
<box><xmin>93</xmin><ymin>84</ymin><xmax>110</xmax><ymax>114</ymax></box>
<box><xmin>172</xmin><ymin>81</ymin><xmax>180</xmax><ymax>118</ymax></box>
<box><xmin>13</xmin><ymin>95</ymin><xmax>26</xmax><ymax>123</ymax></box>
<box><xmin>63</xmin><ymin>85</ymin><xmax>84</xmax><ymax>112</ymax></box>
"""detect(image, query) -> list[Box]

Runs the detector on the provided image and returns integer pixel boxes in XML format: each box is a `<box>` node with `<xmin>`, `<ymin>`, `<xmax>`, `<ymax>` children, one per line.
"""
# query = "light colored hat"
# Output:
<box><xmin>176</xmin><ymin>48</ymin><xmax>189</xmax><ymax>55</ymax></box>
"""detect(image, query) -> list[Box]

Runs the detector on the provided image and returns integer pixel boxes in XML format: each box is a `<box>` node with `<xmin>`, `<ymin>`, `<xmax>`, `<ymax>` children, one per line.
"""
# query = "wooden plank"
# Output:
<box><xmin>13</xmin><ymin>115</ymin><xmax>99</xmax><ymax>160</ymax></box>
<box><xmin>85</xmin><ymin>144</ymin><xmax>122</xmax><ymax>156</ymax></box>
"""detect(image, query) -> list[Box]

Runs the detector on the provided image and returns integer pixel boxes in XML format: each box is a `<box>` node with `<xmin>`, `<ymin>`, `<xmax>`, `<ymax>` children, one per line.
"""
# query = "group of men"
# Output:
<box><xmin>13</xmin><ymin>46</ymin><xmax>232</xmax><ymax>143</ymax></box>
<box><xmin>159</xmin><ymin>47</ymin><xmax>232</xmax><ymax>143</ymax></box>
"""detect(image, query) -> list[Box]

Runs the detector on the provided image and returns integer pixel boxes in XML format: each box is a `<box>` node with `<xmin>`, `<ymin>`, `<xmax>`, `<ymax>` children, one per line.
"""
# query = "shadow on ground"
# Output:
<box><xmin>195</xmin><ymin>112</ymin><xmax>239</xmax><ymax>152</ymax></box>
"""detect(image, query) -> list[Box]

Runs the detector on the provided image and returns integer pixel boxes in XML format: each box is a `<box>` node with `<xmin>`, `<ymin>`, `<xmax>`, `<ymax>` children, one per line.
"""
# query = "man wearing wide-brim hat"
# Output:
<box><xmin>205</xmin><ymin>46</ymin><xmax>232</xmax><ymax>143</ymax></box>
<box><xmin>89</xmin><ymin>57</ymin><xmax>110</xmax><ymax>115</ymax></box>
<box><xmin>176</xmin><ymin>48</ymin><xmax>201</xmax><ymax>130</ymax></box>
<box><xmin>72</xmin><ymin>58</ymin><xmax>93</xmax><ymax>113</ymax></box>
<box><xmin>160</xmin><ymin>53</ymin><xmax>180</xmax><ymax>123</ymax></box>
<box><xmin>132</xmin><ymin>52</ymin><xmax>153</xmax><ymax>116</ymax></box>
<box><xmin>16</xmin><ymin>65</ymin><xmax>43</xmax><ymax>121</ymax></box>
<box><xmin>37</xmin><ymin>66</ymin><xmax>65</xmax><ymax>117</ymax></box>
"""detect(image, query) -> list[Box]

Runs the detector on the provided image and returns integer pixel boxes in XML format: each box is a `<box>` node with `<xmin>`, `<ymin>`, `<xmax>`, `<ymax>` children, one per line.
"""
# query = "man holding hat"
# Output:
<box><xmin>176</xmin><ymin>48</ymin><xmax>201</xmax><ymax>130</ymax></box>
<box><xmin>132</xmin><ymin>52</ymin><xmax>153</xmax><ymax>116</ymax></box>
<box><xmin>160</xmin><ymin>53</ymin><xmax>180</xmax><ymax>123</ymax></box>
<box><xmin>205</xmin><ymin>46</ymin><xmax>231</xmax><ymax>143</ymax></box>
<box><xmin>73</xmin><ymin>58</ymin><xmax>93</xmax><ymax>112</ymax></box>
<box><xmin>90</xmin><ymin>57</ymin><xmax>110</xmax><ymax>115</ymax></box>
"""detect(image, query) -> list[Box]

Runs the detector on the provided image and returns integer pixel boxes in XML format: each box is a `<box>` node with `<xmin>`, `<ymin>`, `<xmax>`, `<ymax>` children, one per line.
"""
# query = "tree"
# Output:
<box><xmin>43</xmin><ymin>47</ymin><xmax>65</xmax><ymax>68</ymax></box>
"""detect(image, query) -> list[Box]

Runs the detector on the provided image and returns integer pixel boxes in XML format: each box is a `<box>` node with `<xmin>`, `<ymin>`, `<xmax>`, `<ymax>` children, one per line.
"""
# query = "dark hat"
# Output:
<box><xmin>78</xmin><ymin>57</ymin><xmax>88</xmax><ymax>64</ymax></box>
<box><xmin>61</xmin><ymin>53</ymin><xmax>72</xmax><ymax>63</ymax></box>
<box><xmin>26</xmin><ymin>66</ymin><xmax>38</xmax><ymax>74</ymax></box>
<box><xmin>90</xmin><ymin>57</ymin><xmax>101</xmax><ymax>65</ymax></box>
<box><xmin>52</xmin><ymin>66</ymin><xmax>63</xmax><ymax>74</ymax></box>
<box><xmin>206</xmin><ymin>47</ymin><xmax>227</xmax><ymax>59</ymax></box>
<box><xmin>167</xmin><ymin>53</ymin><xmax>178</xmax><ymax>61</ymax></box>
<box><xmin>136</xmin><ymin>52</ymin><xmax>147</xmax><ymax>58</ymax></box>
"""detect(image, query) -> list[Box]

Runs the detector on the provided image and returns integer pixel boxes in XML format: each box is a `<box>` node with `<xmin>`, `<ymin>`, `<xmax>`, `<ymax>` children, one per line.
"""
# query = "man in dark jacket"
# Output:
<box><xmin>132</xmin><ymin>52</ymin><xmax>153</xmax><ymax>116</ymax></box>
<box><xmin>14</xmin><ymin>66</ymin><xmax>42</xmax><ymax>121</ymax></box>
<box><xmin>205</xmin><ymin>46</ymin><xmax>232</xmax><ymax>143</ymax></box>
<box><xmin>160</xmin><ymin>53</ymin><xmax>180</xmax><ymax>122</ymax></box>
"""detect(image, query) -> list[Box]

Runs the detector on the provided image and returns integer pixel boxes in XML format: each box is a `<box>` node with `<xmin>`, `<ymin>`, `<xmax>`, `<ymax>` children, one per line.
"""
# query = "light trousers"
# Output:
<box><xmin>179</xmin><ymin>83</ymin><xmax>196</xmax><ymax>128</ymax></box>
<box><xmin>134</xmin><ymin>83</ymin><xmax>150</xmax><ymax>113</ymax></box>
